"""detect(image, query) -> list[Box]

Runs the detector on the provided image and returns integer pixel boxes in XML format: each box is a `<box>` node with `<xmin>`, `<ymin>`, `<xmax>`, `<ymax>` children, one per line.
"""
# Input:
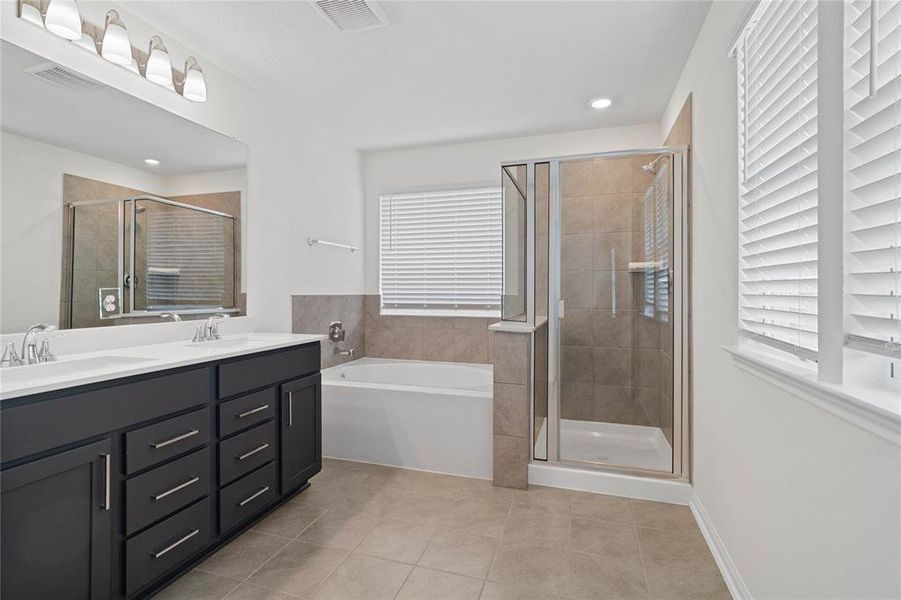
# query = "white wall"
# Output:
<box><xmin>0</xmin><ymin>3</ymin><xmax>365</xmax><ymax>333</ymax></box>
<box><xmin>362</xmin><ymin>122</ymin><xmax>660</xmax><ymax>292</ymax></box>
<box><xmin>662</xmin><ymin>2</ymin><xmax>901</xmax><ymax>598</ymax></box>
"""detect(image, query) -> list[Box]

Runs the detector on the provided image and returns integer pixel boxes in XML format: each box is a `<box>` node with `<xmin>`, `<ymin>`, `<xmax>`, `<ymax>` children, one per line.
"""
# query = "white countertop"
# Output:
<box><xmin>0</xmin><ymin>332</ymin><xmax>326</xmax><ymax>401</ymax></box>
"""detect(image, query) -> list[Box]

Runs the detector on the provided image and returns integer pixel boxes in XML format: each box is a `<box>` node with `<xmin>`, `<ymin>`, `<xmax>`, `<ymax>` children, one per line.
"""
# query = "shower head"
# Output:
<box><xmin>642</xmin><ymin>154</ymin><xmax>666</xmax><ymax>175</ymax></box>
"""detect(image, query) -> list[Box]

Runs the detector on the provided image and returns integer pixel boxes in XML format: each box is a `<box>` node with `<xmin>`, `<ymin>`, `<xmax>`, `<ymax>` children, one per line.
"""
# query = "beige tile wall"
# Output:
<box><xmin>559</xmin><ymin>155</ymin><xmax>669</xmax><ymax>429</ymax></box>
<box><xmin>492</xmin><ymin>330</ymin><xmax>531</xmax><ymax>489</ymax></box>
<box><xmin>364</xmin><ymin>295</ymin><xmax>496</xmax><ymax>364</ymax></box>
<box><xmin>292</xmin><ymin>295</ymin><xmax>365</xmax><ymax>369</ymax></box>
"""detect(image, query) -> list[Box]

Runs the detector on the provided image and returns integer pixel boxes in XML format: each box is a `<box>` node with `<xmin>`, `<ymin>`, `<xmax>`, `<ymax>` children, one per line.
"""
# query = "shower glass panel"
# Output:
<box><xmin>502</xmin><ymin>165</ymin><xmax>527</xmax><ymax>321</ymax></box>
<box><xmin>558</xmin><ymin>152</ymin><xmax>675</xmax><ymax>472</ymax></box>
<box><xmin>534</xmin><ymin>162</ymin><xmax>550</xmax><ymax>460</ymax></box>
<box><xmin>130</xmin><ymin>198</ymin><xmax>236</xmax><ymax>311</ymax></box>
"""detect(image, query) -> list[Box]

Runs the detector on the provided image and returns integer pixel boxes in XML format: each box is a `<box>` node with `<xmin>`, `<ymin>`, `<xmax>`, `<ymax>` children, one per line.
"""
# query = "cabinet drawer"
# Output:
<box><xmin>219</xmin><ymin>388</ymin><xmax>276</xmax><ymax>438</ymax></box>
<box><xmin>218</xmin><ymin>344</ymin><xmax>319</xmax><ymax>399</ymax></box>
<box><xmin>219</xmin><ymin>420</ymin><xmax>277</xmax><ymax>486</ymax></box>
<box><xmin>220</xmin><ymin>462</ymin><xmax>278</xmax><ymax>534</ymax></box>
<box><xmin>1</xmin><ymin>367</ymin><xmax>209</xmax><ymax>464</ymax></box>
<box><xmin>126</xmin><ymin>407</ymin><xmax>211</xmax><ymax>475</ymax></box>
<box><xmin>125</xmin><ymin>448</ymin><xmax>211</xmax><ymax>535</ymax></box>
<box><xmin>125</xmin><ymin>497</ymin><xmax>212</xmax><ymax>596</ymax></box>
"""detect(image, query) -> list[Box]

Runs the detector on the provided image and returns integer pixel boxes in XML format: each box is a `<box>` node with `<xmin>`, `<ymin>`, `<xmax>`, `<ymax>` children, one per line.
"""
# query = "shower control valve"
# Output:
<box><xmin>328</xmin><ymin>321</ymin><xmax>346</xmax><ymax>343</ymax></box>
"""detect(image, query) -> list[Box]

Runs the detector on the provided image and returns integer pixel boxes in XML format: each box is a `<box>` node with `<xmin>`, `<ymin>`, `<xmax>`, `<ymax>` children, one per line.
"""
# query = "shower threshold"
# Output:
<box><xmin>554</xmin><ymin>419</ymin><xmax>672</xmax><ymax>472</ymax></box>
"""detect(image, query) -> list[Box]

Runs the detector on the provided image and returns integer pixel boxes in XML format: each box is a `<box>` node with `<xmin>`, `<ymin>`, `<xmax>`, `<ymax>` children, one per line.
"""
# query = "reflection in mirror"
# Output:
<box><xmin>0</xmin><ymin>41</ymin><xmax>248</xmax><ymax>333</ymax></box>
<box><xmin>501</xmin><ymin>164</ymin><xmax>527</xmax><ymax>322</ymax></box>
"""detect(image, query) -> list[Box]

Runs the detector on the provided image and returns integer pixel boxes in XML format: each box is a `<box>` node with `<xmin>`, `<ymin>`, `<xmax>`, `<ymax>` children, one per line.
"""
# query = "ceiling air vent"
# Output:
<box><xmin>25</xmin><ymin>63</ymin><xmax>102</xmax><ymax>92</ymax></box>
<box><xmin>312</xmin><ymin>0</ymin><xmax>389</xmax><ymax>32</ymax></box>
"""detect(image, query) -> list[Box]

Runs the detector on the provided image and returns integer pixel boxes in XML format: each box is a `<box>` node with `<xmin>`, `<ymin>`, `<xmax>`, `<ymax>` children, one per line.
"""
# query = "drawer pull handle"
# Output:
<box><xmin>101</xmin><ymin>453</ymin><xmax>111</xmax><ymax>511</ymax></box>
<box><xmin>152</xmin><ymin>476</ymin><xmax>200</xmax><ymax>501</ymax></box>
<box><xmin>151</xmin><ymin>429</ymin><xmax>200</xmax><ymax>449</ymax></box>
<box><xmin>237</xmin><ymin>443</ymin><xmax>270</xmax><ymax>461</ymax></box>
<box><xmin>237</xmin><ymin>404</ymin><xmax>269</xmax><ymax>419</ymax></box>
<box><xmin>151</xmin><ymin>529</ymin><xmax>199</xmax><ymax>559</ymax></box>
<box><xmin>238</xmin><ymin>486</ymin><xmax>271</xmax><ymax>507</ymax></box>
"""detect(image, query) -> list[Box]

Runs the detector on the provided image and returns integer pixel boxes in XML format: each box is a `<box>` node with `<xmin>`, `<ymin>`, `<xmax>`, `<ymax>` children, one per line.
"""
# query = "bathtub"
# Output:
<box><xmin>321</xmin><ymin>358</ymin><xmax>493</xmax><ymax>478</ymax></box>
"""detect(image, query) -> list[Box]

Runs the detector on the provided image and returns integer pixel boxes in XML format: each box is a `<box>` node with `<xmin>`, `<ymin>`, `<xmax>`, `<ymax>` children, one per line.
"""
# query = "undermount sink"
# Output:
<box><xmin>0</xmin><ymin>355</ymin><xmax>153</xmax><ymax>382</ymax></box>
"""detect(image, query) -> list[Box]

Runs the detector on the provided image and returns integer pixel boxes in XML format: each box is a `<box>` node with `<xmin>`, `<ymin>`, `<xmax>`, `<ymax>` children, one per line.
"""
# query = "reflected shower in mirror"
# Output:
<box><xmin>0</xmin><ymin>41</ymin><xmax>248</xmax><ymax>333</ymax></box>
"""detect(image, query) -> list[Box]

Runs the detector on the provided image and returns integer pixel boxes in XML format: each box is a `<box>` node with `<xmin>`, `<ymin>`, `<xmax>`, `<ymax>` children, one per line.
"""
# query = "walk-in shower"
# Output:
<box><xmin>500</xmin><ymin>147</ymin><xmax>689</xmax><ymax>479</ymax></box>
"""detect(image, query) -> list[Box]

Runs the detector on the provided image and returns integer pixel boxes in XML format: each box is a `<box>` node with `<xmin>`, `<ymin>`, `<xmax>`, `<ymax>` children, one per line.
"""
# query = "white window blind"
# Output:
<box><xmin>844</xmin><ymin>0</ymin><xmax>901</xmax><ymax>354</ymax></box>
<box><xmin>145</xmin><ymin>208</ymin><xmax>232</xmax><ymax>307</ymax></box>
<box><xmin>642</xmin><ymin>159</ymin><xmax>670</xmax><ymax>322</ymax></box>
<box><xmin>379</xmin><ymin>187</ymin><xmax>503</xmax><ymax>314</ymax></box>
<box><xmin>737</xmin><ymin>0</ymin><xmax>819</xmax><ymax>358</ymax></box>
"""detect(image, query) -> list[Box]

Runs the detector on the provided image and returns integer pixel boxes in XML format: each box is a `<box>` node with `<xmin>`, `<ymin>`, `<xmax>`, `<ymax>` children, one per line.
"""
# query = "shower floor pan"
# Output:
<box><xmin>559</xmin><ymin>419</ymin><xmax>672</xmax><ymax>472</ymax></box>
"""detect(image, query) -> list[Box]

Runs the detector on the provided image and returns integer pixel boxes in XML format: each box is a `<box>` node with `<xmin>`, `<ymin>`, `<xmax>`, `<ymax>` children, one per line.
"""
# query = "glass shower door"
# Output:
<box><xmin>556</xmin><ymin>151</ymin><xmax>677</xmax><ymax>473</ymax></box>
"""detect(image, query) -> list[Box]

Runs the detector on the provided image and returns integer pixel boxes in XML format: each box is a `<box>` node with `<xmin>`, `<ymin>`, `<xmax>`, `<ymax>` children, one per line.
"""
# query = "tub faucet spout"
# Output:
<box><xmin>334</xmin><ymin>347</ymin><xmax>356</xmax><ymax>357</ymax></box>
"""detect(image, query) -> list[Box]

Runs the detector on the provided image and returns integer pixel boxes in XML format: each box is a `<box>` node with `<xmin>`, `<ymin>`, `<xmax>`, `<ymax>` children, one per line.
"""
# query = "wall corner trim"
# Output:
<box><xmin>690</xmin><ymin>492</ymin><xmax>751</xmax><ymax>600</ymax></box>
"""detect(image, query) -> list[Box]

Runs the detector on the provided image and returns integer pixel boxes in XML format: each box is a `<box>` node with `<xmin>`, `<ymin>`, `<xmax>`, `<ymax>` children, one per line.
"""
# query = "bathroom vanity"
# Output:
<box><xmin>0</xmin><ymin>335</ymin><xmax>323</xmax><ymax>599</ymax></box>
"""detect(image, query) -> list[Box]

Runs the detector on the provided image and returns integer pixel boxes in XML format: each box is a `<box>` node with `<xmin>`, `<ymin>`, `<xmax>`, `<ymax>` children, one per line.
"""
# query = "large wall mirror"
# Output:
<box><xmin>0</xmin><ymin>41</ymin><xmax>249</xmax><ymax>333</ymax></box>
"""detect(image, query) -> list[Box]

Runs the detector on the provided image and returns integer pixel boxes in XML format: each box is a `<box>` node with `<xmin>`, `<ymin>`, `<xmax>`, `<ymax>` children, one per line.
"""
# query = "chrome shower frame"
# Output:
<box><xmin>500</xmin><ymin>145</ymin><xmax>691</xmax><ymax>481</ymax></box>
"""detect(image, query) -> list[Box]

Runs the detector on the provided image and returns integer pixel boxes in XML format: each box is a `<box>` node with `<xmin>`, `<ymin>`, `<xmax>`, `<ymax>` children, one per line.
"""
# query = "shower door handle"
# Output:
<box><xmin>610</xmin><ymin>248</ymin><xmax>617</xmax><ymax>318</ymax></box>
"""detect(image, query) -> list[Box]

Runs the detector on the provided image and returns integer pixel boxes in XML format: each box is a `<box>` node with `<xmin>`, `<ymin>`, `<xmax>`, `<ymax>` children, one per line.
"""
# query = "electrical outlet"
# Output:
<box><xmin>98</xmin><ymin>287</ymin><xmax>121</xmax><ymax>319</ymax></box>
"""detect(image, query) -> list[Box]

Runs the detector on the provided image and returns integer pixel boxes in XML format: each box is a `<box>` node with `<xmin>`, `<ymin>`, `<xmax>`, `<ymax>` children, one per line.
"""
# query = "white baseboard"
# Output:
<box><xmin>690</xmin><ymin>492</ymin><xmax>752</xmax><ymax>600</ymax></box>
<box><xmin>528</xmin><ymin>463</ymin><xmax>694</xmax><ymax>504</ymax></box>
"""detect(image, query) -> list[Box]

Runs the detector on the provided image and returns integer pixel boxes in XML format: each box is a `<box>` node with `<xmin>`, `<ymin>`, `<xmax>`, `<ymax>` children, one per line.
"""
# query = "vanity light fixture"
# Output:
<box><xmin>145</xmin><ymin>36</ymin><xmax>174</xmax><ymax>90</ymax></box>
<box><xmin>180</xmin><ymin>57</ymin><xmax>207</xmax><ymax>103</ymax></box>
<box><xmin>19</xmin><ymin>0</ymin><xmax>43</xmax><ymax>27</ymax></box>
<box><xmin>100</xmin><ymin>9</ymin><xmax>132</xmax><ymax>66</ymax></box>
<box><xmin>590</xmin><ymin>98</ymin><xmax>612</xmax><ymax>110</ymax></box>
<box><xmin>44</xmin><ymin>0</ymin><xmax>82</xmax><ymax>40</ymax></box>
<box><xmin>144</xmin><ymin>158</ymin><xmax>160</xmax><ymax>166</ymax></box>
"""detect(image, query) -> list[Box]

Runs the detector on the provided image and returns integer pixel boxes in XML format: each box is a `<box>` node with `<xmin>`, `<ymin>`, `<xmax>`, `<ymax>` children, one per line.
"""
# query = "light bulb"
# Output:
<box><xmin>145</xmin><ymin>36</ymin><xmax>174</xmax><ymax>89</ymax></box>
<box><xmin>181</xmin><ymin>57</ymin><xmax>206</xmax><ymax>102</ymax></box>
<box><xmin>45</xmin><ymin>0</ymin><xmax>82</xmax><ymax>40</ymax></box>
<box><xmin>590</xmin><ymin>98</ymin><xmax>612</xmax><ymax>110</ymax></box>
<box><xmin>100</xmin><ymin>10</ymin><xmax>132</xmax><ymax>66</ymax></box>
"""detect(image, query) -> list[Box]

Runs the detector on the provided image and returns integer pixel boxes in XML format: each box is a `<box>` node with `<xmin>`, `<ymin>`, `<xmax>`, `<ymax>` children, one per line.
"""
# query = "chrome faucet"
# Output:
<box><xmin>328</xmin><ymin>322</ymin><xmax>356</xmax><ymax>357</ymax></box>
<box><xmin>21</xmin><ymin>323</ymin><xmax>57</xmax><ymax>364</ymax></box>
<box><xmin>334</xmin><ymin>347</ymin><xmax>356</xmax><ymax>357</ymax></box>
<box><xmin>160</xmin><ymin>312</ymin><xmax>182</xmax><ymax>322</ymax></box>
<box><xmin>194</xmin><ymin>313</ymin><xmax>230</xmax><ymax>343</ymax></box>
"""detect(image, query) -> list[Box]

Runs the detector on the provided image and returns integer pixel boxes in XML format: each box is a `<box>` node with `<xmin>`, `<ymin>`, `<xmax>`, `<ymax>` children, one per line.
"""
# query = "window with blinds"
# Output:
<box><xmin>379</xmin><ymin>187</ymin><xmax>503</xmax><ymax>315</ymax></box>
<box><xmin>736</xmin><ymin>0</ymin><xmax>819</xmax><ymax>358</ymax></box>
<box><xmin>144</xmin><ymin>205</ymin><xmax>234</xmax><ymax>308</ymax></box>
<box><xmin>844</xmin><ymin>0</ymin><xmax>900</xmax><ymax>354</ymax></box>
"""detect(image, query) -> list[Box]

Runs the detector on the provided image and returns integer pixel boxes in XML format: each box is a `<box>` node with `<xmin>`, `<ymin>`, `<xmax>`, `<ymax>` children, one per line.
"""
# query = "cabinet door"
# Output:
<box><xmin>1</xmin><ymin>439</ymin><xmax>113</xmax><ymax>600</ymax></box>
<box><xmin>280</xmin><ymin>374</ymin><xmax>321</xmax><ymax>493</ymax></box>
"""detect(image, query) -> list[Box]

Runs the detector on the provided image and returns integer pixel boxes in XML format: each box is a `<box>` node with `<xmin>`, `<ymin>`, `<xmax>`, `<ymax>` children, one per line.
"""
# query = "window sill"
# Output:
<box><xmin>723</xmin><ymin>345</ymin><xmax>901</xmax><ymax>446</ymax></box>
<box><xmin>380</xmin><ymin>308</ymin><xmax>500</xmax><ymax>319</ymax></box>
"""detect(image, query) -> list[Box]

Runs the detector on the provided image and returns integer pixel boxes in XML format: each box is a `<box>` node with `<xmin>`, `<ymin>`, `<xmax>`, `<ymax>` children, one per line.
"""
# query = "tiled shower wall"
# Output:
<box><xmin>559</xmin><ymin>155</ymin><xmax>669</xmax><ymax>430</ymax></box>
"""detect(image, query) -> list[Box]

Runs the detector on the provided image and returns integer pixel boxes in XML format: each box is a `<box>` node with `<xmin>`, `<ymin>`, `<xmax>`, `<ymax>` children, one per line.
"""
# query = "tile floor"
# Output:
<box><xmin>154</xmin><ymin>459</ymin><xmax>729</xmax><ymax>600</ymax></box>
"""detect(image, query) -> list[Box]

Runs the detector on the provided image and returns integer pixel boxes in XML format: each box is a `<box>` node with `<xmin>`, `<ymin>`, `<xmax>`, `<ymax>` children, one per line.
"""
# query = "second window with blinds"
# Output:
<box><xmin>379</xmin><ymin>187</ymin><xmax>503</xmax><ymax>317</ymax></box>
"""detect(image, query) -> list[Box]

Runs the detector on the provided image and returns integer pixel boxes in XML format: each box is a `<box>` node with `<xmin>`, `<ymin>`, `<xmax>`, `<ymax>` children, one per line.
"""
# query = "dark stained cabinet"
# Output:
<box><xmin>1</xmin><ymin>438</ymin><xmax>113</xmax><ymax>600</ymax></box>
<box><xmin>280</xmin><ymin>373</ymin><xmax>322</xmax><ymax>494</ymax></box>
<box><xmin>0</xmin><ymin>341</ymin><xmax>321</xmax><ymax>600</ymax></box>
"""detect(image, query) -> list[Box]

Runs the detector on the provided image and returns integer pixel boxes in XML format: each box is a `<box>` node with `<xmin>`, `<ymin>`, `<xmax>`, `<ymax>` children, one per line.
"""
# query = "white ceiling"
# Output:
<box><xmin>0</xmin><ymin>41</ymin><xmax>247</xmax><ymax>176</ymax></box>
<box><xmin>125</xmin><ymin>1</ymin><xmax>711</xmax><ymax>151</ymax></box>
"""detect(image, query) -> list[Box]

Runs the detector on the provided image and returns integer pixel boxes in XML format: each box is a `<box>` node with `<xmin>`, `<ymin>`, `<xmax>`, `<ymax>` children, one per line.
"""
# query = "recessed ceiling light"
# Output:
<box><xmin>590</xmin><ymin>98</ymin><xmax>612</xmax><ymax>110</ymax></box>
<box><xmin>144</xmin><ymin>158</ymin><xmax>160</xmax><ymax>166</ymax></box>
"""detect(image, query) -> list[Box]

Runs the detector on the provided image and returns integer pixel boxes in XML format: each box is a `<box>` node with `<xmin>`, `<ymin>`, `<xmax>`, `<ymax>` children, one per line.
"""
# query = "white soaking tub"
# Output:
<box><xmin>321</xmin><ymin>358</ymin><xmax>493</xmax><ymax>478</ymax></box>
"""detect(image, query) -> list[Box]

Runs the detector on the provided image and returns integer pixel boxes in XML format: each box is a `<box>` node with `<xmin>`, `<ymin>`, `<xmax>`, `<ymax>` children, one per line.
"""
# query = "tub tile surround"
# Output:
<box><xmin>155</xmin><ymin>459</ymin><xmax>729</xmax><ymax>600</ymax></box>
<box><xmin>291</xmin><ymin>295</ymin><xmax>366</xmax><ymax>369</ymax></box>
<box><xmin>492</xmin><ymin>330</ymin><xmax>532</xmax><ymax>489</ymax></box>
<box><xmin>364</xmin><ymin>295</ymin><xmax>496</xmax><ymax>364</ymax></box>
